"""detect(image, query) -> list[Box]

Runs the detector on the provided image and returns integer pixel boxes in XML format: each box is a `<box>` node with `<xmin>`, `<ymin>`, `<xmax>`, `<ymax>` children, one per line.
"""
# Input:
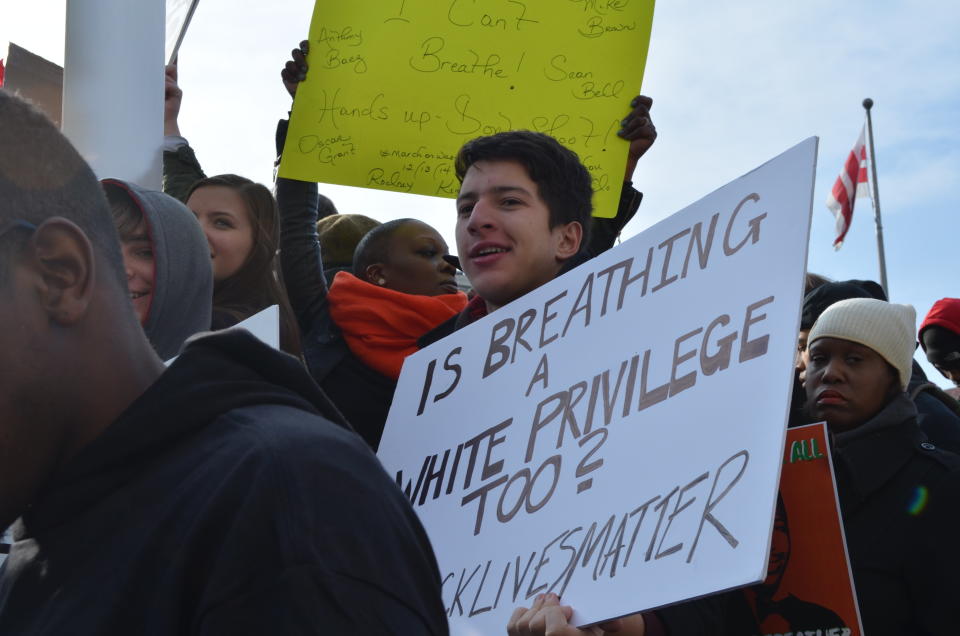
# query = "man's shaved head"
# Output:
<box><xmin>353</xmin><ymin>218</ymin><xmax>418</xmax><ymax>276</ymax></box>
<box><xmin>0</xmin><ymin>89</ymin><xmax>124</xmax><ymax>287</ymax></box>
<box><xmin>0</xmin><ymin>90</ymin><xmax>166</xmax><ymax>536</ymax></box>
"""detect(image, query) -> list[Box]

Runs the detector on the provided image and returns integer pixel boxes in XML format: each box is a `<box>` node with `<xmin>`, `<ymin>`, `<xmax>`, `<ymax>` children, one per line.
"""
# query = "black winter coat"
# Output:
<box><xmin>0</xmin><ymin>331</ymin><xmax>448</xmax><ymax>635</ymax></box>
<box><xmin>832</xmin><ymin>393</ymin><xmax>960</xmax><ymax>635</ymax></box>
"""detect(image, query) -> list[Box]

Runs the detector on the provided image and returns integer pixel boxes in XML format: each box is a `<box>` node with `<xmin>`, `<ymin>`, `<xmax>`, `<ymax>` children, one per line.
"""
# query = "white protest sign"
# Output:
<box><xmin>233</xmin><ymin>304</ymin><xmax>281</xmax><ymax>351</ymax></box>
<box><xmin>165</xmin><ymin>305</ymin><xmax>279</xmax><ymax>365</ymax></box>
<box><xmin>165</xmin><ymin>0</ymin><xmax>200</xmax><ymax>65</ymax></box>
<box><xmin>378</xmin><ymin>138</ymin><xmax>817</xmax><ymax>634</ymax></box>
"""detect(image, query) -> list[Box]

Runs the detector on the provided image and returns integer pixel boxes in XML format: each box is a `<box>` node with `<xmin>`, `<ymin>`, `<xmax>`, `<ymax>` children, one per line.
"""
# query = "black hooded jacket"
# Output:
<box><xmin>0</xmin><ymin>331</ymin><xmax>448</xmax><ymax>635</ymax></box>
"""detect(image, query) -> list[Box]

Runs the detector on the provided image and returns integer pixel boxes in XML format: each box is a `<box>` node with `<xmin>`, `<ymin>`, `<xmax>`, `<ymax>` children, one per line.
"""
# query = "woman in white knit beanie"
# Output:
<box><xmin>803</xmin><ymin>297</ymin><xmax>960</xmax><ymax>635</ymax></box>
<box><xmin>805</xmin><ymin>297</ymin><xmax>916</xmax><ymax>431</ymax></box>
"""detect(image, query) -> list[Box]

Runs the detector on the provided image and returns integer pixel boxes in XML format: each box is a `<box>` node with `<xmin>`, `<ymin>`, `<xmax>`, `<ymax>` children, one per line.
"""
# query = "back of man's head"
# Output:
<box><xmin>0</xmin><ymin>91</ymin><xmax>157</xmax><ymax>535</ymax></box>
<box><xmin>455</xmin><ymin>130</ymin><xmax>593</xmax><ymax>246</ymax></box>
<box><xmin>0</xmin><ymin>89</ymin><xmax>125</xmax><ymax>288</ymax></box>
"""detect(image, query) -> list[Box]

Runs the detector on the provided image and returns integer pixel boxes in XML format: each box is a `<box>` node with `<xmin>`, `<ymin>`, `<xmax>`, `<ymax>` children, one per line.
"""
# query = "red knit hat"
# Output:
<box><xmin>919</xmin><ymin>298</ymin><xmax>960</xmax><ymax>340</ymax></box>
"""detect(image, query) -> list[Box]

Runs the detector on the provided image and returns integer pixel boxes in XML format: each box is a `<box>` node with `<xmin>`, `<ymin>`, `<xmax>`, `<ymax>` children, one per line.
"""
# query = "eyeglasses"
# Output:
<box><xmin>0</xmin><ymin>219</ymin><xmax>37</xmax><ymax>242</ymax></box>
<box><xmin>0</xmin><ymin>220</ymin><xmax>37</xmax><ymax>276</ymax></box>
<box><xmin>933</xmin><ymin>351</ymin><xmax>960</xmax><ymax>370</ymax></box>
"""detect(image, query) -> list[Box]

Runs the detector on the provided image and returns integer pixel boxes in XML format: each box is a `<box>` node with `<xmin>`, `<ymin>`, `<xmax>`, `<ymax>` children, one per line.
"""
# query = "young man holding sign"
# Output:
<box><xmin>418</xmin><ymin>130</ymin><xmax>725</xmax><ymax>635</ymax></box>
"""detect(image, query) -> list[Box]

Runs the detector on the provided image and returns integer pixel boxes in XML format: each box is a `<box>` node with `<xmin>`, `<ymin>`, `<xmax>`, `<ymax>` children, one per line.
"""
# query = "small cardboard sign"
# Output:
<box><xmin>280</xmin><ymin>0</ymin><xmax>655</xmax><ymax>218</ymax></box>
<box><xmin>378</xmin><ymin>138</ymin><xmax>818</xmax><ymax>633</ymax></box>
<box><xmin>740</xmin><ymin>422</ymin><xmax>863</xmax><ymax>636</ymax></box>
<box><xmin>3</xmin><ymin>43</ymin><xmax>63</xmax><ymax>128</ymax></box>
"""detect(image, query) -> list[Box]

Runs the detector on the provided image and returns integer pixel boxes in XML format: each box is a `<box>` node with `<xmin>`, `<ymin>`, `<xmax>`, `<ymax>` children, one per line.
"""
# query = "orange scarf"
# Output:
<box><xmin>327</xmin><ymin>271</ymin><xmax>468</xmax><ymax>379</ymax></box>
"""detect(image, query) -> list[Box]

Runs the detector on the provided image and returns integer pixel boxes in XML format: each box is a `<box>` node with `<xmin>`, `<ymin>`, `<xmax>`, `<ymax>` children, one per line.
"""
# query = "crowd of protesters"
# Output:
<box><xmin>0</xmin><ymin>40</ymin><xmax>958</xmax><ymax>636</ymax></box>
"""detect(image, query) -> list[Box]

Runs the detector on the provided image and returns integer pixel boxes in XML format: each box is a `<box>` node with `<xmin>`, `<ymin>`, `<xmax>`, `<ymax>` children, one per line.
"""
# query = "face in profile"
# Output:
<box><xmin>796</xmin><ymin>328</ymin><xmax>810</xmax><ymax>376</ymax></box>
<box><xmin>0</xmin><ymin>219</ymin><xmax>72</xmax><ymax>532</ymax></box>
<box><xmin>0</xmin><ymin>222</ymin><xmax>37</xmax><ymax>532</ymax></box>
<box><xmin>455</xmin><ymin>160</ymin><xmax>580</xmax><ymax>311</ymax></box>
<box><xmin>932</xmin><ymin>358</ymin><xmax>960</xmax><ymax>387</ymax></box>
<box><xmin>120</xmin><ymin>222</ymin><xmax>155</xmax><ymax>323</ymax></box>
<box><xmin>922</xmin><ymin>327</ymin><xmax>960</xmax><ymax>388</ymax></box>
<box><xmin>376</xmin><ymin>221</ymin><xmax>459</xmax><ymax>297</ymax></box>
<box><xmin>805</xmin><ymin>337</ymin><xmax>899</xmax><ymax>432</ymax></box>
<box><xmin>186</xmin><ymin>185</ymin><xmax>255</xmax><ymax>282</ymax></box>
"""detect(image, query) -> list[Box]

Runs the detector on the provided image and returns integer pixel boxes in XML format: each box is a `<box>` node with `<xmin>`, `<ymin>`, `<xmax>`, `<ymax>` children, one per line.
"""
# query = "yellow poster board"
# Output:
<box><xmin>279</xmin><ymin>0</ymin><xmax>655</xmax><ymax>218</ymax></box>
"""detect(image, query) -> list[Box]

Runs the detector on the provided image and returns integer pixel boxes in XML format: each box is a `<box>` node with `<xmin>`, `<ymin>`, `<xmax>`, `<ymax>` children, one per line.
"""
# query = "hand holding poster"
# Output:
<box><xmin>378</xmin><ymin>138</ymin><xmax>818</xmax><ymax>633</ymax></box>
<box><xmin>279</xmin><ymin>0</ymin><xmax>655</xmax><ymax>218</ymax></box>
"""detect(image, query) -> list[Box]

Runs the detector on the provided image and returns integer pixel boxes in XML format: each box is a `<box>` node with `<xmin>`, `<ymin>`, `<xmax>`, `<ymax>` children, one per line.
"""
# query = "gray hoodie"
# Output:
<box><xmin>102</xmin><ymin>179</ymin><xmax>213</xmax><ymax>360</ymax></box>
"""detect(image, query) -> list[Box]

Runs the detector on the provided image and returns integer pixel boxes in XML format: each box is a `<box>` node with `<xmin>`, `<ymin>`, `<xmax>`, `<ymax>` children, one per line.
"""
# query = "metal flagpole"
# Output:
<box><xmin>862</xmin><ymin>98</ymin><xmax>889</xmax><ymax>298</ymax></box>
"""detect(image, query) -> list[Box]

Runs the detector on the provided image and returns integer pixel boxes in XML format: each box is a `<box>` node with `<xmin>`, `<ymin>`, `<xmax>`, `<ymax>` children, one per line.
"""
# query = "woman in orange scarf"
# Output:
<box><xmin>328</xmin><ymin>219</ymin><xmax>468</xmax><ymax>381</ymax></box>
<box><xmin>278</xmin><ymin>186</ymin><xmax>467</xmax><ymax>450</ymax></box>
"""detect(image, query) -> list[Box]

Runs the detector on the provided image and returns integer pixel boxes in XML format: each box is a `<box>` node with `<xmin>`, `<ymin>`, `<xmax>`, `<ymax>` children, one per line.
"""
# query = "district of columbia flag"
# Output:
<box><xmin>825</xmin><ymin>126</ymin><xmax>871</xmax><ymax>249</ymax></box>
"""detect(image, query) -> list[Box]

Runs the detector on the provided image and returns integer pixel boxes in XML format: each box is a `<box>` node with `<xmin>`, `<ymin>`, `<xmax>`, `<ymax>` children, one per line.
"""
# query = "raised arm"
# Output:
<box><xmin>275</xmin><ymin>41</ymin><xmax>339</xmax><ymax>334</ymax></box>
<box><xmin>587</xmin><ymin>96</ymin><xmax>657</xmax><ymax>256</ymax></box>
<box><xmin>162</xmin><ymin>63</ymin><xmax>207</xmax><ymax>202</ymax></box>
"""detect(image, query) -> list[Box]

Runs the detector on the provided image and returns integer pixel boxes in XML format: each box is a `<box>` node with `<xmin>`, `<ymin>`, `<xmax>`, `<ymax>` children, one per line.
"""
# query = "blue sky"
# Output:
<box><xmin>4</xmin><ymin>0</ymin><xmax>958</xmax><ymax>386</ymax></box>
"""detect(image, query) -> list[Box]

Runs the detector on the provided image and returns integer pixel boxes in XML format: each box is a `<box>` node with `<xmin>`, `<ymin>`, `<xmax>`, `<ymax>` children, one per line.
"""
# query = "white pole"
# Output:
<box><xmin>62</xmin><ymin>0</ymin><xmax>165</xmax><ymax>189</ymax></box>
<box><xmin>862</xmin><ymin>98</ymin><xmax>889</xmax><ymax>298</ymax></box>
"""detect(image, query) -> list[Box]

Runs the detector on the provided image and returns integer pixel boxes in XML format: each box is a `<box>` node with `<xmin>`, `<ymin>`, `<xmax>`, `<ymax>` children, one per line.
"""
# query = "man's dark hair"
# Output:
<box><xmin>0</xmin><ymin>89</ymin><xmax>125</xmax><ymax>287</ymax></box>
<box><xmin>353</xmin><ymin>218</ymin><xmax>418</xmax><ymax>277</ymax></box>
<box><xmin>454</xmin><ymin>131</ymin><xmax>593</xmax><ymax>245</ymax></box>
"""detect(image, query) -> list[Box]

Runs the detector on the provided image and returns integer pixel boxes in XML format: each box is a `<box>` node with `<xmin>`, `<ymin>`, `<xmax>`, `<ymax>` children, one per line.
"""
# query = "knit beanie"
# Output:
<box><xmin>800</xmin><ymin>279</ymin><xmax>887</xmax><ymax>330</ymax></box>
<box><xmin>808</xmin><ymin>298</ymin><xmax>916</xmax><ymax>390</ymax></box>
<box><xmin>316</xmin><ymin>214</ymin><xmax>381</xmax><ymax>269</ymax></box>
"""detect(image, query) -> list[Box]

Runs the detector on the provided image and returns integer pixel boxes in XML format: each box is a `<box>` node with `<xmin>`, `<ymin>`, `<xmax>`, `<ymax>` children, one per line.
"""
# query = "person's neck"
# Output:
<box><xmin>832</xmin><ymin>391</ymin><xmax>913</xmax><ymax>447</ymax></box>
<box><xmin>483</xmin><ymin>261</ymin><xmax>569</xmax><ymax>314</ymax></box>
<box><xmin>57</xmin><ymin>327</ymin><xmax>165</xmax><ymax>468</ymax></box>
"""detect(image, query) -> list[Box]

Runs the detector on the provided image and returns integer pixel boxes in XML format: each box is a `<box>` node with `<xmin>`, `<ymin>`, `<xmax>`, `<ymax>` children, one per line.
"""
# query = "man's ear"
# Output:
<box><xmin>30</xmin><ymin>218</ymin><xmax>96</xmax><ymax>326</ymax></box>
<box><xmin>553</xmin><ymin>221</ymin><xmax>584</xmax><ymax>262</ymax></box>
<box><xmin>363</xmin><ymin>263</ymin><xmax>386</xmax><ymax>286</ymax></box>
